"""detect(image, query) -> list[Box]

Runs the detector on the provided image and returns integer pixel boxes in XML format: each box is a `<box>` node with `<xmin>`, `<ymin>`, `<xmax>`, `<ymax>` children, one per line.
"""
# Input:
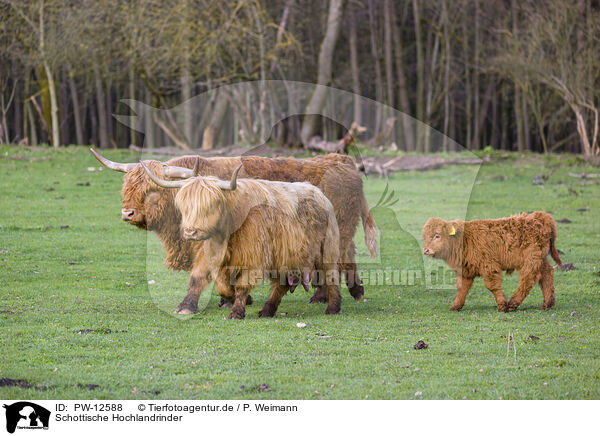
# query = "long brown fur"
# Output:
<box><xmin>174</xmin><ymin>176</ymin><xmax>341</xmax><ymax>319</ymax></box>
<box><xmin>422</xmin><ymin>211</ymin><xmax>561</xmax><ymax>312</ymax></box>
<box><xmin>119</xmin><ymin>154</ymin><xmax>377</xmax><ymax>313</ymax></box>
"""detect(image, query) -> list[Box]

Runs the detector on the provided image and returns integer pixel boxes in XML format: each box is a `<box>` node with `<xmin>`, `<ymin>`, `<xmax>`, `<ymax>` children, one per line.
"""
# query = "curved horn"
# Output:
<box><xmin>140</xmin><ymin>161</ymin><xmax>185</xmax><ymax>189</ymax></box>
<box><xmin>163</xmin><ymin>165</ymin><xmax>196</xmax><ymax>179</ymax></box>
<box><xmin>162</xmin><ymin>156</ymin><xmax>201</xmax><ymax>179</ymax></box>
<box><xmin>90</xmin><ymin>148</ymin><xmax>137</xmax><ymax>173</ymax></box>
<box><xmin>217</xmin><ymin>164</ymin><xmax>242</xmax><ymax>191</ymax></box>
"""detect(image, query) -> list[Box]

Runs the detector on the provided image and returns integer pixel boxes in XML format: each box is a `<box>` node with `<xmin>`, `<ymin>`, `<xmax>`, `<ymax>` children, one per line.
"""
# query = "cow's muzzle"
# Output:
<box><xmin>422</xmin><ymin>248</ymin><xmax>434</xmax><ymax>256</ymax></box>
<box><xmin>122</xmin><ymin>208</ymin><xmax>137</xmax><ymax>222</ymax></box>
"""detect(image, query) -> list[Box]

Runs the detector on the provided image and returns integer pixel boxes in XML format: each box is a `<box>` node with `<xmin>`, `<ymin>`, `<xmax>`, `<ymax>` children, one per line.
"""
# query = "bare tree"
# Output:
<box><xmin>300</xmin><ymin>0</ymin><xmax>344</xmax><ymax>145</ymax></box>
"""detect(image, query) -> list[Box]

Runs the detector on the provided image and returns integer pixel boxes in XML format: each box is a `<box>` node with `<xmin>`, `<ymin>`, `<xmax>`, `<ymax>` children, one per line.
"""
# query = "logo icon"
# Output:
<box><xmin>3</xmin><ymin>402</ymin><xmax>50</xmax><ymax>434</ymax></box>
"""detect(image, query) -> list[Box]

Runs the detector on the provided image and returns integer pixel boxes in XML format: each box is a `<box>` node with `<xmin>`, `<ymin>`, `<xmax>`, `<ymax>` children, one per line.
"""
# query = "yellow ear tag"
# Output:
<box><xmin>449</xmin><ymin>225</ymin><xmax>456</xmax><ymax>236</ymax></box>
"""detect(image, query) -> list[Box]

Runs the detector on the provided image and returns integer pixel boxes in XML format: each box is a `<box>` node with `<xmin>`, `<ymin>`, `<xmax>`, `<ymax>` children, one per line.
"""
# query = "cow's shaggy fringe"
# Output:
<box><xmin>422</xmin><ymin>211</ymin><xmax>562</xmax><ymax>312</ymax></box>
<box><xmin>174</xmin><ymin>175</ymin><xmax>341</xmax><ymax>319</ymax></box>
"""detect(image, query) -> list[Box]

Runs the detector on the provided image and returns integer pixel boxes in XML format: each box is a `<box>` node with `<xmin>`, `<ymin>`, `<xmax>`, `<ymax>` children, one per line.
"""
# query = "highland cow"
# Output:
<box><xmin>91</xmin><ymin>149</ymin><xmax>377</xmax><ymax>314</ymax></box>
<box><xmin>141</xmin><ymin>162</ymin><xmax>342</xmax><ymax>319</ymax></box>
<box><xmin>422</xmin><ymin>211</ymin><xmax>562</xmax><ymax>312</ymax></box>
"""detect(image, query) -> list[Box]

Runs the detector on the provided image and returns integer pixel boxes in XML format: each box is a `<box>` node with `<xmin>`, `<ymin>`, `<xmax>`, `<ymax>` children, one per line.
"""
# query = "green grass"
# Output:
<box><xmin>1</xmin><ymin>145</ymin><xmax>599</xmax><ymax>399</ymax></box>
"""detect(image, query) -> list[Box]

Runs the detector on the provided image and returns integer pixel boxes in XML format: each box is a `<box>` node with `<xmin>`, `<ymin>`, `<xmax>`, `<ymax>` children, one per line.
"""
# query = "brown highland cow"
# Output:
<box><xmin>91</xmin><ymin>149</ymin><xmax>378</xmax><ymax>314</ymax></box>
<box><xmin>422</xmin><ymin>211</ymin><xmax>562</xmax><ymax>312</ymax></box>
<box><xmin>141</xmin><ymin>162</ymin><xmax>342</xmax><ymax>319</ymax></box>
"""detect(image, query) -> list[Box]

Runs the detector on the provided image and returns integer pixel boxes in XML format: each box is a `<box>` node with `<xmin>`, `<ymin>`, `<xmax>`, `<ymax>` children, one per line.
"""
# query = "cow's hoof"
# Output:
<box><xmin>175</xmin><ymin>299</ymin><xmax>198</xmax><ymax>314</ymax></box>
<box><xmin>449</xmin><ymin>305</ymin><xmax>463</xmax><ymax>311</ymax></box>
<box><xmin>348</xmin><ymin>284</ymin><xmax>364</xmax><ymax>302</ymax></box>
<box><xmin>309</xmin><ymin>294</ymin><xmax>328</xmax><ymax>304</ymax></box>
<box><xmin>246</xmin><ymin>295</ymin><xmax>254</xmax><ymax>306</ymax></box>
<box><xmin>175</xmin><ymin>308</ymin><xmax>194</xmax><ymax>315</ymax></box>
<box><xmin>497</xmin><ymin>302</ymin><xmax>508</xmax><ymax>312</ymax></box>
<box><xmin>541</xmin><ymin>301</ymin><xmax>555</xmax><ymax>311</ymax></box>
<box><xmin>506</xmin><ymin>303</ymin><xmax>519</xmax><ymax>312</ymax></box>
<box><xmin>258</xmin><ymin>302</ymin><xmax>276</xmax><ymax>318</ymax></box>
<box><xmin>325</xmin><ymin>307</ymin><xmax>341</xmax><ymax>315</ymax></box>
<box><xmin>227</xmin><ymin>310</ymin><xmax>245</xmax><ymax>320</ymax></box>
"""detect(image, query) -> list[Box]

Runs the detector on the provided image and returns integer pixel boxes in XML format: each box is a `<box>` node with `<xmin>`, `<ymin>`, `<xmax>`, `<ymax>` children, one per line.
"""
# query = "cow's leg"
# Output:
<box><xmin>227</xmin><ymin>285</ymin><xmax>251</xmax><ymax>319</ymax></box>
<box><xmin>539</xmin><ymin>258</ymin><xmax>556</xmax><ymax>310</ymax></box>
<box><xmin>259</xmin><ymin>280</ymin><xmax>288</xmax><ymax>318</ymax></box>
<box><xmin>343</xmin><ymin>263</ymin><xmax>364</xmax><ymax>301</ymax></box>
<box><xmin>342</xmin><ymin>241</ymin><xmax>364</xmax><ymax>301</ymax></box>
<box><xmin>176</xmin><ymin>274</ymin><xmax>209</xmax><ymax>314</ymax></box>
<box><xmin>215</xmin><ymin>272</ymin><xmax>253</xmax><ymax>308</ymax></box>
<box><xmin>215</xmin><ymin>280</ymin><xmax>235</xmax><ymax>307</ymax></box>
<box><xmin>321</xmin><ymin>263</ymin><xmax>341</xmax><ymax>315</ymax></box>
<box><xmin>219</xmin><ymin>295</ymin><xmax>253</xmax><ymax>307</ymax></box>
<box><xmin>483</xmin><ymin>271</ymin><xmax>508</xmax><ymax>312</ymax></box>
<box><xmin>308</xmin><ymin>269</ymin><xmax>328</xmax><ymax>303</ymax></box>
<box><xmin>450</xmin><ymin>276</ymin><xmax>473</xmax><ymax>311</ymax></box>
<box><xmin>507</xmin><ymin>261</ymin><xmax>542</xmax><ymax>311</ymax></box>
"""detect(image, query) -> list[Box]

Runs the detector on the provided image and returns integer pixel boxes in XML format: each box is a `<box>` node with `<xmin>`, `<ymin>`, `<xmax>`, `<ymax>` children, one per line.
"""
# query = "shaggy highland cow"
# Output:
<box><xmin>91</xmin><ymin>149</ymin><xmax>378</xmax><ymax>314</ymax></box>
<box><xmin>422</xmin><ymin>211</ymin><xmax>562</xmax><ymax>312</ymax></box>
<box><xmin>141</xmin><ymin>162</ymin><xmax>342</xmax><ymax>319</ymax></box>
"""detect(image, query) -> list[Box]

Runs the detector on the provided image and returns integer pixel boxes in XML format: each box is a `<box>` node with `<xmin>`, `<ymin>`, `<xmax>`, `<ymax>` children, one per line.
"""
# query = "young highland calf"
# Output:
<box><xmin>91</xmin><ymin>149</ymin><xmax>377</xmax><ymax>314</ymax></box>
<box><xmin>422</xmin><ymin>211</ymin><xmax>562</xmax><ymax>312</ymax></box>
<box><xmin>141</xmin><ymin>162</ymin><xmax>342</xmax><ymax>319</ymax></box>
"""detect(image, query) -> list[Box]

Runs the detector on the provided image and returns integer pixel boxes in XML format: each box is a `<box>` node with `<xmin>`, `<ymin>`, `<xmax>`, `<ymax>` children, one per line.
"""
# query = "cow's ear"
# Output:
<box><xmin>448</xmin><ymin>220</ymin><xmax>463</xmax><ymax>237</ymax></box>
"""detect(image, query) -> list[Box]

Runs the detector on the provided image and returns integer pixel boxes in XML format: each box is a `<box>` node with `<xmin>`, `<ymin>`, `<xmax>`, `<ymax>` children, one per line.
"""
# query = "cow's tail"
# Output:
<box><xmin>360</xmin><ymin>195</ymin><xmax>379</xmax><ymax>259</ymax></box>
<box><xmin>537</xmin><ymin>211</ymin><xmax>562</xmax><ymax>266</ymax></box>
<box><xmin>550</xmin><ymin>237</ymin><xmax>562</xmax><ymax>266</ymax></box>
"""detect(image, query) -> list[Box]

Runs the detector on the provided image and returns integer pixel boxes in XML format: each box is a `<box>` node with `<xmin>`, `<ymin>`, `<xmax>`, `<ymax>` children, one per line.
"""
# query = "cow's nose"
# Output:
<box><xmin>122</xmin><ymin>209</ymin><xmax>136</xmax><ymax>221</ymax></box>
<box><xmin>423</xmin><ymin>248</ymin><xmax>432</xmax><ymax>255</ymax></box>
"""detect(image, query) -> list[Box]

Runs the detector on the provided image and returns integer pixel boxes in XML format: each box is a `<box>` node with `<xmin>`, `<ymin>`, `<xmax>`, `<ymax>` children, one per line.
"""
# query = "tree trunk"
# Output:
<box><xmin>68</xmin><ymin>68</ymin><xmax>84</xmax><ymax>145</ymax></box>
<box><xmin>413</xmin><ymin>0</ymin><xmax>425</xmax><ymax>151</ymax></box>
<box><xmin>129</xmin><ymin>65</ymin><xmax>137</xmax><ymax>146</ymax></box>
<box><xmin>202</xmin><ymin>90</ymin><xmax>229</xmax><ymax>150</ymax></box>
<box><xmin>106</xmin><ymin>80</ymin><xmax>114</xmax><ymax>147</ymax></box>
<box><xmin>60</xmin><ymin>70</ymin><xmax>70</xmax><ymax>145</ymax></box>
<box><xmin>300</xmin><ymin>0</ymin><xmax>345</xmax><ymax>145</ymax></box>
<box><xmin>349</xmin><ymin>9</ymin><xmax>361</xmax><ymax>125</ymax></box>
<box><xmin>383</xmin><ymin>0</ymin><xmax>394</xmax><ymax>109</ymax></box>
<box><xmin>391</xmin><ymin>1</ymin><xmax>414</xmax><ymax>151</ymax></box>
<box><xmin>144</xmin><ymin>88</ymin><xmax>154</xmax><ymax>148</ymax></box>
<box><xmin>89</xmin><ymin>98</ymin><xmax>98</xmax><ymax>147</ymax></box>
<box><xmin>43</xmin><ymin>62</ymin><xmax>60</xmax><ymax>147</ymax></box>
<box><xmin>367</xmin><ymin>0</ymin><xmax>384</xmax><ymax>138</ymax></box>
<box><xmin>12</xmin><ymin>62</ymin><xmax>22</xmax><ymax>142</ymax></box>
<box><xmin>462</xmin><ymin>16</ymin><xmax>472</xmax><ymax>149</ymax></box>
<box><xmin>522</xmin><ymin>93</ymin><xmax>531</xmax><ymax>151</ymax></box>
<box><xmin>93</xmin><ymin>61</ymin><xmax>109</xmax><ymax>149</ymax></box>
<box><xmin>181</xmin><ymin>67</ymin><xmax>192</xmax><ymax>145</ymax></box>
<box><xmin>511</xmin><ymin>0</ymin><xmax>525</xmax><ymax>152</ymax></box>
<box><xmin>442</xmin><ymin>0</ymin><xmax>450</xmax><ymax>152</ymax></box>
<box><xmin>472</xmin><ymin>0</ymin><xmax>480</xmax><ymax>150</ymax></box>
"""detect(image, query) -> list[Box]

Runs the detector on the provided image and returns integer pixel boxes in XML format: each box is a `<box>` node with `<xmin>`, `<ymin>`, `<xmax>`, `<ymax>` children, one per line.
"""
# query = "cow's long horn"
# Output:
<box><xmin>162</xmin><ymin>157</ymin><xmax>201</xmax><ymax>179</ymax></box>
<box><xmin>140</xmin><ymin>161</ymin><xmax>185</xmax><ymax>189</ymax></box>
<box><xmin>217</xmin><ymin>164</ymin><xmax>242</xmax><ymax>191</ymax></box>
<box><xmin>90</xmin><ymin>148</ymin><xmax>137</xmax><ymax>172</ymax></box>
<box><xmin>163</xmin><ymin>164</ymin><xmax>196</xmax><ymax>179</ymax></box>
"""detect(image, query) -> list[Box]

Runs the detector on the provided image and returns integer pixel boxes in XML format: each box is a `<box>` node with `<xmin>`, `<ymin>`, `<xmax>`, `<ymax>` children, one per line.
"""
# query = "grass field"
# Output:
<box><xmin>1</xmin><ymin>145</ymin><xmax>599</xmax><ymax>400</ymax></box>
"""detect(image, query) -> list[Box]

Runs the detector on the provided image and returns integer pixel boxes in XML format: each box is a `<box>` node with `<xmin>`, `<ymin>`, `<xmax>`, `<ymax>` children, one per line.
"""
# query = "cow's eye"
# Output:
<box><xmin>434</xmin><ymin>234</ymin><xmax>440</xmax><ymax>240</ymax></box>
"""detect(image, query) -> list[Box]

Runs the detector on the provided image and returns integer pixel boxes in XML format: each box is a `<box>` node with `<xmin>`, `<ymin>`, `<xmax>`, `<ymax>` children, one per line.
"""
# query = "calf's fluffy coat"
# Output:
<box><xmin>142</xmin><ymin>162</ymin><xmax>342</xmax><ymax>319</ymax></box>
<box><xmin>422</xmin><ymin>212</ymin><xmax>562</xmax><ymax>312</ymax></box>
